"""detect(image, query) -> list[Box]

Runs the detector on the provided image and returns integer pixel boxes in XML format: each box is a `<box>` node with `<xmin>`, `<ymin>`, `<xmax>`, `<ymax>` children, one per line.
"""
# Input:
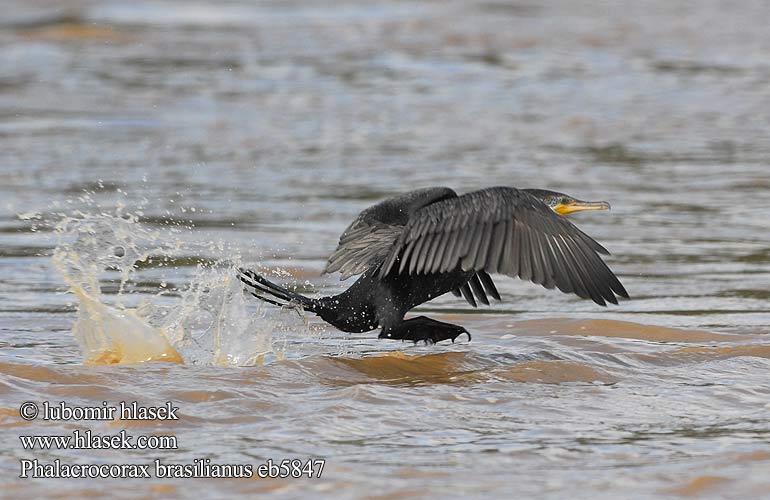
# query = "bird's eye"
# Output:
<box><xmin>560</xmin><ymin>197</ymin><xmax>570</xmax><ymax>205</ymax></box>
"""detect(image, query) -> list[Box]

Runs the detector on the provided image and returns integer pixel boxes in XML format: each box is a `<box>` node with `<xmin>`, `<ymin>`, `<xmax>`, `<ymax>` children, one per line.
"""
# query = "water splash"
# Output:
<box><xmin>51</xmin><ymin>210</ymin><xmax>273</xmax><ymax>366</ymax></box>
<box><xmin>142</xmin><ymin>264</ymin><xmax>272</xmax><ymax>366</ymax></box>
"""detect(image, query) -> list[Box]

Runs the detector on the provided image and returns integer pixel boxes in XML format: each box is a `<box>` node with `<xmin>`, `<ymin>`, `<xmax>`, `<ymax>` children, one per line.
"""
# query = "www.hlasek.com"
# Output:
<box><xmin>18</xmin><ymin>401</ymin><xmax>325</xmax><ymax>479</ymax></box>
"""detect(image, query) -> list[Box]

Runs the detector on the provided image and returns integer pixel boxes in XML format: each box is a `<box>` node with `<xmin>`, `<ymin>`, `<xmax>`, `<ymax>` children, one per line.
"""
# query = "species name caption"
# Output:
<box><xmin>18</xmin><ymin>401</ymin><xmax>325</xmax><ymax>479</ymax></box>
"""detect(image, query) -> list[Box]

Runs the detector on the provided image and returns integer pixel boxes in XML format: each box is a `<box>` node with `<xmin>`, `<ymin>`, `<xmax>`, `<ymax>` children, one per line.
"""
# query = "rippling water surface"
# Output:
<box><xmin>2</xmin><ymin>1</ymin><xmax>770</xmax><ymax>498</ymax></box>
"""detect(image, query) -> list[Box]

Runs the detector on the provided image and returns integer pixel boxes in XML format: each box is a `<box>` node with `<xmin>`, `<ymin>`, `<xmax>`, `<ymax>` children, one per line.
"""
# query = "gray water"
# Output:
<box><xmin>2</xmin><ymin>1</ymin><xmax>770</xmax><ymax>498</ymax></box>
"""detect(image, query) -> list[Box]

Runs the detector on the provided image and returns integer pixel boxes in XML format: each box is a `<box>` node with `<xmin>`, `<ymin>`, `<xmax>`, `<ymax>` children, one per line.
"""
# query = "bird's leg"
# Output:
<box><xmin>378</xmin><ymin>316</ymin><xmax>471</xmax><ymax>344</ymax></box>
<box><xmin>238</xmin><ymin>268</ymin><xmax>320</xmax><ymax>313</ymax></box>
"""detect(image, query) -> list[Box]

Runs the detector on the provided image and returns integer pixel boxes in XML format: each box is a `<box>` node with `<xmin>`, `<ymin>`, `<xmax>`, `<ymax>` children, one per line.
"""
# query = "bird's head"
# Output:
<box><xmin>524</xmin><ymin>189</ymin><xmax>611</xmax><ymax>216</ymax></box>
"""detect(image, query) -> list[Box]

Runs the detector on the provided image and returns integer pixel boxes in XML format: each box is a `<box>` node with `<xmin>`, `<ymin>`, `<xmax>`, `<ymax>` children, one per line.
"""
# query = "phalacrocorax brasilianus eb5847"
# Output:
<box><xmin>238</xmin><ymin>187</ymin><xmax>628</xmax><ymax>343</ymax></box>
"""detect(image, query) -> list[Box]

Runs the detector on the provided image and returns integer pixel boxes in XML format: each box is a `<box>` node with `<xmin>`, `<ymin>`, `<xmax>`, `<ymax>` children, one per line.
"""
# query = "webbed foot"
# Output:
<box><xmin>378</xmin><ymin>315</ymin><xmax>471</xmax><ymax>344</ymax></box>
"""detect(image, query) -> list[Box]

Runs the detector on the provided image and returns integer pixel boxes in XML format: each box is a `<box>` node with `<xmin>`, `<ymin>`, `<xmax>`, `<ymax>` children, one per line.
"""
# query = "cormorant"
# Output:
<box><xmin>238</xmin><ymin>187</ymin><xmax>628</xmax><ymax>344</ymax></box>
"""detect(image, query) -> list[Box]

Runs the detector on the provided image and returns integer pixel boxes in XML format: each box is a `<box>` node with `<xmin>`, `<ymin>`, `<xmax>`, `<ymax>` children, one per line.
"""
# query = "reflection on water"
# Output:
<box><xmin>2</xmin><ymin>0</ymin><xmax>770</xmax><ymax>498</ymax></box>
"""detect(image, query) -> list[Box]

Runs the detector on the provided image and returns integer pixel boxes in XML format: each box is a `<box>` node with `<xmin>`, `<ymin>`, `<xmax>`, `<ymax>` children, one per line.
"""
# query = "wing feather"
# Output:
<box><xmin>459</xmin><ymin>283</ymin><xmax>477</xmax><ymax>308</ymax></box>
<box><xmin>409</xmin><ymin>234</ymin><xmax>427</xmax><ymax>275</ymax></box>
<box><xmin>324</xmin><ymin>187</ymin><xmax>457</xmax><ymax>279</ymax></box>
<box><xmin>486</xmin><ymin>221</ymin><xmax>507</xmax><ymax>274</ymax></box>
<box><xmin>469</xmin><ymin>274</ymin><xmax>490</xmax><ymax>305</ymax></box>
<box><xmin>478</xmin><ymin>271</ymin><xmax>501</xmax><ymax>301</ymax></box>
<box><xmin>415</xmin><ymin>232</ymin><xmax>435</xmax><ymax>274</ymax></box>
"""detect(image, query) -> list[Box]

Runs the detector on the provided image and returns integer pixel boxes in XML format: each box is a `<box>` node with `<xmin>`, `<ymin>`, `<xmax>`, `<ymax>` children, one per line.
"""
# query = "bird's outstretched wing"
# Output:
<box><xmin>324</xmin><ymin>187</ymin><xmax>457</xmax><ymax>280</ymax></box>
<box><xmin>379</xmin><ymin>187</ymin><xmax>628</xmax><ymax>305</ymax></box>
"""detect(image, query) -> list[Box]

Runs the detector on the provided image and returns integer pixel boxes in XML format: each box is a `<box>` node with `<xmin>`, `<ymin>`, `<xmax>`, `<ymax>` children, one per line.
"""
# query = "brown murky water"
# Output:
<box><xmin>2</xmin><ymin>1</ymin><xmax>770</xmax><ymax>498</ymax></box>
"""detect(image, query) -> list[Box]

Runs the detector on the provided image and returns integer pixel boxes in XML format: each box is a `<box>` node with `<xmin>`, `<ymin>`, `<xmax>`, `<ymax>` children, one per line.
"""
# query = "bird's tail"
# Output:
<box><xmin>237</xmin><ymin>268</ymin><xmax>320</xmax><ymax>314</ymax></box>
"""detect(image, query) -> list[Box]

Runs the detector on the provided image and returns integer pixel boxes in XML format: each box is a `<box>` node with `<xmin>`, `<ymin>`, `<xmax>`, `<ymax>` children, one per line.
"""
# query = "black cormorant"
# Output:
<box><xmin>238</xmin><ymin>187</ymin><xmax>628</xmax><ymax>343</ymax></box>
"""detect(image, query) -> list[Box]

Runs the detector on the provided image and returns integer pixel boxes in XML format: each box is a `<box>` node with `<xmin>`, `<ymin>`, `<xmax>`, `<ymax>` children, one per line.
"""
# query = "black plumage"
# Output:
<box><xmin>239</xmin><ymin>186</ymin><xmax>628</xmax><ymax>344</ymax></box>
